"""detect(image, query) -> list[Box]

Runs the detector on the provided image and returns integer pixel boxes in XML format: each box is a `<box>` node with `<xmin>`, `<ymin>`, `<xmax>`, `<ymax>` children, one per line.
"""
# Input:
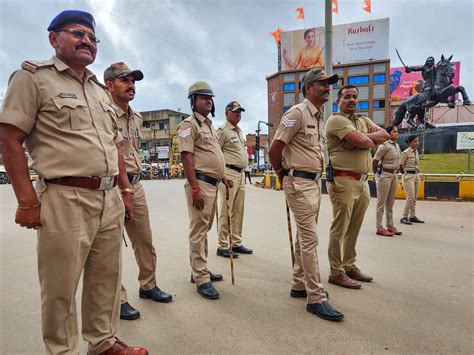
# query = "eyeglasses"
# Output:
<box><xmin>57</xmin><ymin>29</ymin><xmax>100</xmax><ymax>44</ymax></box>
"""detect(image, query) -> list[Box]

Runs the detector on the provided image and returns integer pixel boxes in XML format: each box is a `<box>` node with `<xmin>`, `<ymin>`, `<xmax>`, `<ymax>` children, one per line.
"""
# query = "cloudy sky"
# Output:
<box><xmin>0</xmin><ymin>0</ymin><xmax>472</xmax><ymax>134</ymax></box>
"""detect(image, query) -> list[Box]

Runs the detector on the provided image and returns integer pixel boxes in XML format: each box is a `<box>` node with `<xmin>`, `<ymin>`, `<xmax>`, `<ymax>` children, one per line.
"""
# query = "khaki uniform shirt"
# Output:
<box><xmin>325</xmin><ymin>112</ymin><xmax>373</xmax><ymax>174</ymax></box>
<box><xmin>274</xmin><ymin>99</ymin><xmax>324</xmax><ymax>172</ymax></box>
<box><xmin>177</xmin><ymin>112</ymin><xmax>225</xmax><ymax>180</ymax></box>
<box><xmin>217</xmin><ymin>120</ymin><xmax>247</xmax><ymax>169</ymax></box>
<box><xmin>374</xmin><ymin>140</ymin><xmax>401</xmax><ymax>170</ymax></box>
<box><xmin>400</xmin><ymin>147</ymin><xmax>419</xmax><ymax>170</ymax></box>
<box><xmin>115</xmin><ymin>105</ymin><xmax>142</xmax><ymax>174</ymax></box>
<box><xmin>0</xmin><ymin>56</ymin><xmax>121</xmax><ymax>179</ymax></box>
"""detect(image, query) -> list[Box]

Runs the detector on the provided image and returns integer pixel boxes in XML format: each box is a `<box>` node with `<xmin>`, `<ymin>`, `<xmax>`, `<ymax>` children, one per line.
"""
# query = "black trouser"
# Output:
<box><xmin>245</xmin><ymin>171</ymin><xmax>252</xmax><ymax>184</ymax></box>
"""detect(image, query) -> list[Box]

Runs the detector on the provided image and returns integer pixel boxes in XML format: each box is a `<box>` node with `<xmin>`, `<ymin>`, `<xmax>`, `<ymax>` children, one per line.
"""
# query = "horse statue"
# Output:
<box><xmin>393</xmin><ymin>55</ymin><xmax>471</xmax><ymax>129</ymax></box>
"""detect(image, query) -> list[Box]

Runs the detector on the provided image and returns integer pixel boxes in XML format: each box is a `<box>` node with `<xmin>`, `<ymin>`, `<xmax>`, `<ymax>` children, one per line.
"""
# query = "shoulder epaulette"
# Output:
<box><xmin>183</xmin><ymin>115</ymin><xmax>193</xmax><ymax>123</ymax></box>
<box><xmin>21</xmin><ymin>60</ymin><xmax>53</xmax><ymax>73</ymax></box>
<box><xmin>293</xmin><ymin>102</ymin><xmax>307</xmax><ymax>112</ymax></box>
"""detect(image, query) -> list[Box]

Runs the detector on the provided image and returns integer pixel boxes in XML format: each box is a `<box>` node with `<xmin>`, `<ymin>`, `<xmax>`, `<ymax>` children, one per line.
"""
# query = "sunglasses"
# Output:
<box><xmin>57</xmin><ymin>29</ymin><xmax>100</xmax><ymax>44</ymax></box>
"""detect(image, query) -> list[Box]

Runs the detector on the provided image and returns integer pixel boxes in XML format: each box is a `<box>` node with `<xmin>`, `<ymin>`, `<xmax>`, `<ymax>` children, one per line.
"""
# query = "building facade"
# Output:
<box><xmin>140</xmin><ymin>109</ymin><xmax>189</xmax><ymax>161</ymax></box>
<box><xmin>267</xmin><ymin>60</ymin><xmax>390</xmax><ymax>141</ymax></box>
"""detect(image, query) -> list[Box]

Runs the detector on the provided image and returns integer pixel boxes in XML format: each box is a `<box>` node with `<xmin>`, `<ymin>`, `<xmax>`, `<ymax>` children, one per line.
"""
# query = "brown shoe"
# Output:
<box><xmin>100</xmin><ymin>338</ymin><xmax>149</xmax><ymax>355</ymax></box>
<box><xmin>376</xmin><ymin>228</ymin><xmax>394</xmax><ymax>237</ymax></box>
<box><xmin>387</xmin><ymin>227</ymin><xmax>402</xmax><ymax>235</ymax></box>
<box><xmin>328</xmin><ymin>273</ymin><xmax>361</xmax><ymax>289</ymax></box>
<box><xmin>346</xmin><ymin>266</ymin><xmax>373</xmax><ymax>282</ymax></box>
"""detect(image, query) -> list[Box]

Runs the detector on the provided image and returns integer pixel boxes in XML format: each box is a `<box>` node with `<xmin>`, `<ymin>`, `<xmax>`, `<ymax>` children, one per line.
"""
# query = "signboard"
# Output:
<box><xmin>280</xmin><ymin>18</ymin><xmax>389</xmax><ymax>71</ymax></box>
<box><xmin>456</xmin><ymin>132</ymin><xmax>474</xmax><ymax>150</ymax></box>
<box><xmin>390</xmin><ymin>62</ymin><xmax>460</xmax><ymax>101</ymax></box>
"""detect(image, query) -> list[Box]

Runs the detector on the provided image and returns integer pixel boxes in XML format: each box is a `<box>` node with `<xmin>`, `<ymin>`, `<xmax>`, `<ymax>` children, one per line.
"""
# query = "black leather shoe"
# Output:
<box><xmin>139</xmin><ymin>286</ymin><xmax>173</xmax><ymax>303</ymax></box>
<box><xmin>197</xmin><ymin>282</ymin><xmax>220</xmax><ymax>299</ymax></box>
<box><xmin>400</xmin><ymin>217</ymin><xmax>413</xmax><ymax>225</ymax></box>
<box><xmin>120</xmin><ymin>302</ymin><xmax>140</xmax><ymax>320</ymax></box>
<box><xmin>409</xmin><ymin>216</ymin><xmax>425</xmax><ymax>223</ymax></box>
<box><xmin>191</xmin><ymin>271</ymin><xmax>224</xmax><ymax>284</ymax></box>
<box><xmin>306</xmin><ymin>301</ymin><xmax>344</xmax><ymax>322</ymax></box>
<box><xmin>232</xmin><ymin>245</ymin><xmax>253</xmax><ymax>254</ymax></box>
<box><xmin>290</xmin><ymin>289</ymin><xmax>329</xmax><ymax>298</ymax></box>
<box><xmin>216</xmin><ymin>248</ymin><xmax>239</xmax><ymax>258</ymax></box>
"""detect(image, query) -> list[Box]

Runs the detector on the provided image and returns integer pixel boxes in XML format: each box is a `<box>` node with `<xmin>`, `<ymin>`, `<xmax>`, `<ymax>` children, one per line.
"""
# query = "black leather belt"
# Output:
<box><xmin>45</xmin><ymin>176</ymin><xmax>117</xmax><ymax>190</ymax></box>
<box><xmin>196</xmin><ymin>173</ymin><xmax>220</xmax><ymax>186</ymax></box>
<box><xmin>226</xmin><ymin>164</ymin><xmax>243</xmax><ymax>173</ymax></box>
<box><xmin>127</xmin><ymin>173</ymin><xmax>141</xmax><ymax>185</ymax></box>
<box><xmin>405</xmin><ymin>169</ymin><xmax>419</xmax><ymax>174</ymax></box>
<box><xmin>283</xmin><ymin>169</ymin><xmax>322</xmax><ymax>180</ymax></box>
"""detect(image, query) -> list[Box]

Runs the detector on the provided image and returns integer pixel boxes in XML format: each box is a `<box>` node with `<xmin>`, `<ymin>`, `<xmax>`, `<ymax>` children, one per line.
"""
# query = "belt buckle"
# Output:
<box><xmin>360</xmin><ymin>174</ymin><xmax>368</xmax><ymax>182</ymax></box>
<box><xmin>98</xmin><ymin>176</ymin><xmax>115</xmax><ymax>190</ymax></box>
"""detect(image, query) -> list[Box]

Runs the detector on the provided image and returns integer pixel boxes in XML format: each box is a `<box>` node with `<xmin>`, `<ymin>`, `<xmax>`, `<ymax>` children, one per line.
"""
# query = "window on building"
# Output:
<box><xmin>298</xmin><ymin>82</ymin><xmax>303</xmax><ymax>90</ymax></box>
<box><xmin>283</xmin><ymin>106</ymin><xmax>291</xmax><ymax>113</ymax></box>
<box><xmin>159</xmin><ymin>122</ymin><xmax>166</xmax><ymax>130</ymax></box>
<box><xmin>373</xmin><ymin>74</ymin><xmax>386</xmax><ymax>83</ymax></box>
<box><xmin>332</xmin><ymin>103</ymin><xmax>339</xmax><ymax>112</ymax></box>
<box><xmin>283</xmin><ymin>83</ymin><xmax>295</xmax><ymax>91</ymax></box>
<box><xmin>357</xmin><ymin>101</ymin><xmax>369</xmax><ymax>110</ymax></box>
<box><xmin>373</xmin><ymin>100</ymin><xmax>385</xmax><ymax>109</ymax></box>
<box><xmin>348</xmin><ymin>75</ymin><xmax>369</xmax><ymax>85</ymax></box>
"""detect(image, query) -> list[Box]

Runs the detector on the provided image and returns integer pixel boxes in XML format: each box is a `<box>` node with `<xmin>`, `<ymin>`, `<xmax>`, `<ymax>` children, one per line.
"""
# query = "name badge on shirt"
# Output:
<box><xmin>58</xmin><ymin>93</ymin><xmax>78</xmax><ymax>99</ymax></box>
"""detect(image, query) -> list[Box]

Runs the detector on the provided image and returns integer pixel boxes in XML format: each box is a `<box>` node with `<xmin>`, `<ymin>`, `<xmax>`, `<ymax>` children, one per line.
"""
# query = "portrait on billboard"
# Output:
<box><xmin>281</xmin><ymin>27</ymin><xmax>325</xmax><ymax>71</ymax></box>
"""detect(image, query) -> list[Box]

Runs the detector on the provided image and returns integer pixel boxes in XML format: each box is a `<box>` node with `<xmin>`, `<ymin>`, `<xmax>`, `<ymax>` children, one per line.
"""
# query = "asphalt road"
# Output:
<box><xmin>0</xmin><ymin>180</ymin><xmax>473</xmax><ymax>354</ymax></box>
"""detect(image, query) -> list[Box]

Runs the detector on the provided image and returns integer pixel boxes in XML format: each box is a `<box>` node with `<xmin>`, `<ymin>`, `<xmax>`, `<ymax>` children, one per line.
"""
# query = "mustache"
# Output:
<box><xmin>323</xmin><ymin>90</ymin><xmax>330</xmax><ymax>95</ymax></box>
<box><xmin>76</xmin><ymin>44</ymin><xmax>93</xmax><ymax>53</ymax></box>
<box><xmin>126</xmin><ymin>88</ymin><xmax>135</xmax><ymax>94</ymax></box>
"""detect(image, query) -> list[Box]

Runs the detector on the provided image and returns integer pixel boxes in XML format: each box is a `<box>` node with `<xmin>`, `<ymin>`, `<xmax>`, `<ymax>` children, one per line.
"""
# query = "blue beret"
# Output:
<box><xmin>47</xmin><ymin>10</ymin><xmax>96</xmax><ymax>32</ymax></box>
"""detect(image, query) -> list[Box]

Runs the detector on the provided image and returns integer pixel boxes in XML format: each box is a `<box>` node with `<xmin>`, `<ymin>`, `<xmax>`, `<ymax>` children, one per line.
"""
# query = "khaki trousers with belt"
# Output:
<box><xmin>184</xmin><ymin>180</ymin><xmax>218</xmax><ymax>286</ymax></box>
<box><xmin>375</xmin><ymin>171</ymin><xmax>398</xmax><ymax>230</ymax></box>
<box><xmin>36</xmin><ymin>181</ymin><xmax>123</xmax><ymax>355</ymax></box>
<box><xmin>121</xmin><ymin>182</ymin><xmax>157</xmax><ymax>303</ymax></box>
<box><xmin>328</xmin><ymin>176</ymin><xmax>370</xmax><ymax>276</ymax></box>
<box><xmin>283</xmin><ymin>175</ymin><xmax>327</xmax><ymax>304</ymax></box>
<box><xmin>217</xmin><ymin>168</ymin><xmax>245</xmax><ymax>250</ymax></box>
<box><xmin>402</xmin><ymin>173</ymin><xmax>420</xmax><ymax>218</ymax></box>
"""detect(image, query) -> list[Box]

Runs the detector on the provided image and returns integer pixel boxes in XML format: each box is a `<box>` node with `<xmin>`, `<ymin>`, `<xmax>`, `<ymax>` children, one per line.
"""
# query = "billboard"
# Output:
<box><xmin>390</xmin><ymin>62</ymin><xmax>461</xmax><ymax>101</ymax></box>
<box><xmin>280</xmin><ymin>18</ymin><xmax>389</xmax><ymax>71</ymax></box>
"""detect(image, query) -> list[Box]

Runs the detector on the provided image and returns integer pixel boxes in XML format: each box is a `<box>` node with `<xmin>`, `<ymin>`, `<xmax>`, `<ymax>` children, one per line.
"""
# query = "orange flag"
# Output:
<box><xmin>363</xmin><ymin>0</ymin><xmax>371</xmax><ymax>13</ymax></box>
<box><xmin>296</xmin><ymin>7</ymin><xmax>305</xmax><ymax>20</ymax></box>
<box><xmin>270</xmin><ymin>27</ymin><xmax>283</xmax><ymax>44</ymax></box>
<box><xmin>332</xmin><ymin>0</ymin><xmax>338</xmax><ymax>14</ymax></box>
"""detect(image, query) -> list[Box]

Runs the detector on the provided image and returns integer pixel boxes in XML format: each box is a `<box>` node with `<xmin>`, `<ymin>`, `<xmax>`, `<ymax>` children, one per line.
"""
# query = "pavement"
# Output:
<box><xmin>0</xmin><ymin>179</ymin><xmax>473</xmax><ymax>354</ymax></box>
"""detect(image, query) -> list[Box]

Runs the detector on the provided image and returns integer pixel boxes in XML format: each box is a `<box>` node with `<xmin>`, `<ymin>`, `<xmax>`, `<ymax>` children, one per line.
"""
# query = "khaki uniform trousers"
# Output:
<box><xmin>184</xmin><ymin>180</ymin><xmax>218</xmax><ymax>286</ymax></box>
<box><xmin>217</xmin><ymin>168</ymin><xmax>245</xmax><ymax>249</ymax></box>
<box><xmin>121</xmin><ymin>182</ymin><xmax>157</xmax><ymax>303</ymax></box>
<box><xmin>375</xmin><ymin>172</ymin><xmax>398</xmax><ymax>230</ymax></box>
<box><xmin>402</xmin><ymin>173</ymin><xmax>420</xmax><ymax>218</ymax></box>
<box><xmin>36</xmin><ymin>181</ymin><xmax>123</xmax><ymax>355</ymax></box>
<box><xmin>283</xmin><ymin>175</ymin><xmax>327</xmax><ymax>304</ymax></box>
<box><xmin>328</xmin><ymin>176</ymin><xmax>370</xmax><ymax>276</ymax></box>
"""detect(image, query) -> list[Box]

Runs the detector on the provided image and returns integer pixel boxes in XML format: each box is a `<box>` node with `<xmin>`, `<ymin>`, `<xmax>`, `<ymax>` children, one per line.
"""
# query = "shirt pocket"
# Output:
<box><xmin>98</xmin><ymin>101</ymin><xmax>119</xmax><ymax>136</ymax></box>
<box><xmin>52</xmin><ymin>97</ymin><xmax>90</xmax><ymax>130</ymax></box>
<box><xmin>304</xmin><ymin>125</ymin><xmax>318</xmax><ymax>145</ymax></box>
<box><xmin>198</xmin><ymin>131</ymin><xmax>215</xmax><ymax>149</ymax></box>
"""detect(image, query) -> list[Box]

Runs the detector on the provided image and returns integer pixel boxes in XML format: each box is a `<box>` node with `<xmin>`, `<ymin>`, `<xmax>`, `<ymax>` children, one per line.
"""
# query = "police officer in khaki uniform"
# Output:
<box><xmin>177</xmin><ymin>81</ymin><xmax>233</xmax><ymax>300</ymax></box>
<box><xmin>372</xmin><ymin>125</ymin><xmax>402</xmax><ymax>236</ymax></box>
<box><xmin>216</xmin><ymin>101</ymin><xmax>253</xmax><ymax>258</ymax></box>
<box><xmin>326</xmin><ymin>85</ymin><xmax>389</xmax><ymax>289</ymax></box>
<box><xmin>104</xmin><ymin>62</ymin><xmax>172</xmax><ymax>321</ymax></box>
<box><xmin>0</xmin><ymin>10</ymin><xmax>147</xmax><ymax>355</ymax></box>
<box><xmin>269</xmin><ymin>68</ymin><xmax>344</xmax><ymax>322</ymax></box>
<box><xmin>399</xmin><ymin>135</ymin><xmax>424</xmax><ymax>225</ymax></box>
